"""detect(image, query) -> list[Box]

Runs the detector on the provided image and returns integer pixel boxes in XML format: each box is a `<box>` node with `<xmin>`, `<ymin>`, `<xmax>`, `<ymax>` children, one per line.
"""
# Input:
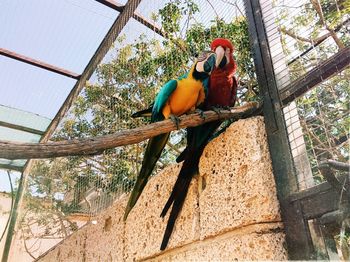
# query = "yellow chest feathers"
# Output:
<box><xmin>162</xmin><ymin>75</ymin><xmax>205</xmax><ymax>118</ymax></box>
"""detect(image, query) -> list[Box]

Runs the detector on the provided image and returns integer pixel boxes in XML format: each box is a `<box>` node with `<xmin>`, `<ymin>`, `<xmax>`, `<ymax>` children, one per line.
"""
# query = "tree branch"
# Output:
<box><xmin>319</xmin><ymin>159</ymin><xmax>350</xmax><ymax>172</ymax></box>
<box><xmin>310</xmin><ymin>0</ymin><xmax>345</xmax><ymax>49</ymax></box>
<box><xmin>21</xmin><ymin>228</ymin><xmax>37</xmax><ymax>260</ymax></box>
<box><xmin>310</xmin><ymin>0</ymin><xmax>326</xmax><ymax>26</ymax></box>
<box><xmin>0</xmin><ymin>102</ymin><xmax>261</xmax><ymax>160</ymax></box>
<box><xmin>279</xmin><ymin>27</ymin><xmax>316</xmax><ymax>43</ymax></box>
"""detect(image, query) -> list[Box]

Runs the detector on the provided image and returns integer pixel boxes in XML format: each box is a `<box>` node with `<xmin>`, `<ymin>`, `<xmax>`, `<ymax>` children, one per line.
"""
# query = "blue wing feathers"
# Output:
<box><xmin>151</xmin><ymin>79</ymin><xmax>178</xmax><ymax>122</ymax></box>
<box><xmin>151</xmin><ymin>70</ymin><xmax>193</xmax><ymax>122</ymax></box>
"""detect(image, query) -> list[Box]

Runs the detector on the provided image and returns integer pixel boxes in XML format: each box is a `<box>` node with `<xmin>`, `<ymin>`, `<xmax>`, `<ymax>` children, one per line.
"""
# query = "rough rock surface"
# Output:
<box><xmin>39</xmin><ymin>227</ymin><xmax>88</xmax><ymax>262</ymax></box>
<box><xmin>85</xmin><ymin>197</ymin><xmax>127</xmax><ymax>261</ymax></box>
<box><xmin>124</xmin><ymin>164</ymin><xmax>200</xmax><ymax>260</ymax></box>
<box><xmin>198</xmin><ymin>117</ymin><xmax>281</xmax><ymax>239</ymax></box>
<box><xmin>149</xmin><ymin>223</ymin><xmax>287</xmax><ymax>261</ymax></box>
<box><xmin>38</xmin><ymin>116</ymin><xmax>287</xmax><ymax>261</ymax></box>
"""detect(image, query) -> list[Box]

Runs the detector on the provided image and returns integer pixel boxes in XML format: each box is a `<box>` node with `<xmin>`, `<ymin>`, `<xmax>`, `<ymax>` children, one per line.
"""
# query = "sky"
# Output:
<box><xmin>0</xmin><ymin>0</ymin><xmax>238</xmax><ymax>118</ymax></box>
<box><xmin>0</xmin><ymin>0</ymin><xmax>242</xmax><ymax>192</ymax></box>
<box><xmin>0</xmin><ymin>0</ymin><xmax>119</xmax><ymax>118</ymax></box>
<box><xmin>0</xmin><ymin>0</ymin><xmax>166</xmax><ymax>192</ymax></box>
<box><xmin>0</xmin><ymin>0</ymin><xmax>115</xmax><ymax>191</ymax></box>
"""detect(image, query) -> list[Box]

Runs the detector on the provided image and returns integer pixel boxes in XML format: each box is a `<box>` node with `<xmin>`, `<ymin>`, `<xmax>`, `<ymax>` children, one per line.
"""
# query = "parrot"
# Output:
<box><xmin>160</xmin><ymin>38</ymin><xmax>238</xmax><ymax>250</ymax></box>
<box><xmin>123</xmin><ymin>49</ymin><xmax>225</xmax><ymax>221</ymax></box>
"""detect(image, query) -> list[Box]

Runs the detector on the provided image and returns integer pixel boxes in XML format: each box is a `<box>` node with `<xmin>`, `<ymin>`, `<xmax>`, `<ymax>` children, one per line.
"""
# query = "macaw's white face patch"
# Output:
<box><xmin>214</xmin><ymin>46</ymin><xmax>225</xmax><ymax>67</ymax></box>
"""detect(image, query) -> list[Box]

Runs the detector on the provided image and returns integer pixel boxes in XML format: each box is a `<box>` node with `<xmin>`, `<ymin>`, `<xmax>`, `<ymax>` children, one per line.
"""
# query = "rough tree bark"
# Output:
<box><xmin>0</xmin><ymin>102</ymin><xmax>261</xmax><ymax>160</ymax></box>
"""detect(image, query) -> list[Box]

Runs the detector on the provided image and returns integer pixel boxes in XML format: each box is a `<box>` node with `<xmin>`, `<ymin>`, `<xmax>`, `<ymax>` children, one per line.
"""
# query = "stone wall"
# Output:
<box><xmin>37</xmin><ymin>116</ymin><xmax>288</xmax><ymax>261</ymax></box>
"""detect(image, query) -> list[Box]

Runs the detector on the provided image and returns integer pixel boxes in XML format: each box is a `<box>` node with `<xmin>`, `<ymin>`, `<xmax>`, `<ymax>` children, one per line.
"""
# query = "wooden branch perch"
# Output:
<box><xmin>0</xmin><ymin>102</ymin><xmax>262</xmax><ymax>160</ymax></box>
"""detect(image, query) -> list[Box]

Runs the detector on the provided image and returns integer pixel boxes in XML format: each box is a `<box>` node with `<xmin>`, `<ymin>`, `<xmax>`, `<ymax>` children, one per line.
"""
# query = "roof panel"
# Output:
<box><xmin>0</xmin><ymin>0</ymin><xmax>142</xmax><ymax>173</ymax></box>
<box><xmin>0</xmin><ymin>159</ymin><xmax>26</xmax><ymax>171</ymax></box>
<box><xmin>133</xmin><ymin>0</ymin><xmax>244</xmax><ymax>32</ymax></box>
<box><xmin>0</xmin><ymin>0</ymin><xmax>118</xmax><ymax>73</ymax></box>
<box><xmin>0</xmin><ymin>127</ymin><xmax>41</xmax><ymax>143</ymax></box>
<box><xmin>0</xmin><ymin>56</ymin><xmax>75</xmax><ymax>118</ymax></box>
<box><xmin>0</xmin><ymin>105</ymin><xmax>51</xmax><ymax>132</ymax></box>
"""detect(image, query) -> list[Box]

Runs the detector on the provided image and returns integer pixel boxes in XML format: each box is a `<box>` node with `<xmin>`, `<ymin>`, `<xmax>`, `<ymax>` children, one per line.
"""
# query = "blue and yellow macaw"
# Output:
<box><xmin>123</xmin><ymin>50</ymin><xmax>222</xmax><ymax>221</ymax></box>
<box><xmin>160</xmin><ymin>38</ymin><xmax>238</xmax><ymax>250</ymax></box>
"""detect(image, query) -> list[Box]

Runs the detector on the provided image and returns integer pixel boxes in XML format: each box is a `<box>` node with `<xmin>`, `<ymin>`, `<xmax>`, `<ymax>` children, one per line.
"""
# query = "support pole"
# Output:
<box><xmin>2</xmin><ymin>172</ymin><xmax>25</xmax><ymax>262</ymax></box>
<box><xmin>244</xmin><ymin>0</ymin><xmax>315</xmax><ymax>259</ymax></box>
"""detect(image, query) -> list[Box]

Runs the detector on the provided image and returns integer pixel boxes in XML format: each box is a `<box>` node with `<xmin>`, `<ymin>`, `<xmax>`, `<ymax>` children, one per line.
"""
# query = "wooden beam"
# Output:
<box><xmin>287</xmin><ymin>17</ymin><xmax>350</xmax><ymax>66</ymax></box>
<box><xmin>0</xmin><ymin>103</ymin><xmax>261</xmax><ymax>160</ymax></box>
<box><xmin>281</xmin><ymin>174</ymin><xmax>349</xmax><ymax>260</ymax></box>
<box><xmin>0</xmin><ymin>48</ymin><xmax>80</xmax><ymax>79</ymax></box>
<box><xmin>96</xmin><ymin>0</ymin><xmax>123</xmax><ymax>11</ymax></box>
<box><xmin>95</xmin><ymin>0</ymin><xmax>165</xmax><ymax>37</ymax></box>
<box><xmin>281</xmin><ymin>47</ymin><xmax>350</xmax><ymax>105</ymax></box>
<box><xmin>245</xmin><ymin>0</ymin><xmax>299</xmax><ymax>199</ymax></box>
<box><xmin>280</xmin><ymin>199</ymin><xmax>314</xmax><ymax>259</ymax></box>
<box><xmin>300</xmin><ymin>187</ymin><xmax>340</xmax><ymax>220</ymax></box>
<box><xmin>287</xmin><ymin>175</ymin><xmax>348</xmax><ymax>220</ymax></box>
<box><xmin>0</xmin><ymin>121</ymin><xmax>44</xmax><ymax>136</ymax></box>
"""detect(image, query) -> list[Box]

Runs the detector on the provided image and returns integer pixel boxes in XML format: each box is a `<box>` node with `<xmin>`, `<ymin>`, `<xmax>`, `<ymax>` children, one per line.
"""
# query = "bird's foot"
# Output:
<box><xmin>195</xmin><ymin>109</ymin><xmax>206</xmax><ymax>120</ymax></box>
<box><xmin>212</xmin><ymin>106</ymin><xmax>232</xmax><ymax>116</ymax></box>
<box><xmin>211</xmin><ymin>106</ymin><xmax>222</xmax><ymax>116</ymax></box>
<box><xmin>170</xmin><ymin>115</ymin><xmax>180</xmax><ymax>130</ymax></box>
<box><xmin>222</xmin><ymin>106</ymin><xmax>231</xmax><ymax>111</ymax></box>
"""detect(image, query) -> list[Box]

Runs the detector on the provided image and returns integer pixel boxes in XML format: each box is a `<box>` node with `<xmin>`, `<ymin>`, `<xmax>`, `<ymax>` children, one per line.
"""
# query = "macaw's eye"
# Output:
<box><xmin>197</xmin><ymin>52</ymin><xmax>206</xmax><ymax>62</ymax></box>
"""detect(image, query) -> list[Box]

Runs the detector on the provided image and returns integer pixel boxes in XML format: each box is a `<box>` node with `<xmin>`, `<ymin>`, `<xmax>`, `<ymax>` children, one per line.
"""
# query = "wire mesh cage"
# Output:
<box><xmin>259</xmin><ymin>0</ymin><xmax>349</xmax><ymax>259</ymax></box>
<box><xmin>260</xmin><ymin>0</ymin><xmax>349</xmax><ymax>188</ymax></box>
<box><xmin>3</xmin><ymin>0</ymin><xmax>257</xmax><ymax>258</ymax></box>
<box><xmin>1</xmin><ymin>0</ymin><xmax>349</xmax><ymax>260</ymax></box>
<box><xmin>285</xmin><ymin>70</ymin><xmax>349</xmax><ymax>188</ymax></box>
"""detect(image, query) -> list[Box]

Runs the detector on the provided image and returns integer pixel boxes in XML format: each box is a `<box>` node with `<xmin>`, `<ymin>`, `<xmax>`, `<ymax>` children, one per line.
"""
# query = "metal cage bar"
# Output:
<box><xmin>0</xmin><ymin>48</ymin><xmax>80</xmax><ymax>79</ymax></box>
<box><xmin>0</xmin><ymin>121</ymin><xmax>45</xmax><ymax>136</ymax></box>
<box><xmin>281</xmin><ymin>47</ymin><xmax>350</xmax><ymax>105</ymax></box>
<box><xmin>96</xmin><ymin>0</ymin><xmax>165</xmax><ymax>37</ymax></box>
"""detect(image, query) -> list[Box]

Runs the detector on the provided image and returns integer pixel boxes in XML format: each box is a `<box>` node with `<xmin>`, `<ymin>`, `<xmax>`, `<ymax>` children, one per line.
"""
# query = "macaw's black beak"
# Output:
<box><xmin>218</xmin><ymin>55</ymin><xmax>227</xmax><ymax>68</ymax></box>
<box><xmin>203</xmin><ymin>52</ymin><xmax>216</xmax><ymax>73</ymax></box>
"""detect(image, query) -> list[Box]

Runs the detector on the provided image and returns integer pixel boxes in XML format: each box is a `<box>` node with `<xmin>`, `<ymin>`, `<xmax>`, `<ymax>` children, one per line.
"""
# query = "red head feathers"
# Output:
<box><xmin>210</xmin><ymin>38</ymin><xmax>234</xmax><ymax>52</ymax></box>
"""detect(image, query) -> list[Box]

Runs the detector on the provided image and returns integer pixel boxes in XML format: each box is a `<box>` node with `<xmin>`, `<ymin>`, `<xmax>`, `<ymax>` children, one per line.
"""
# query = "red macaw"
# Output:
<box><xmin>160</xmin><ymin>38</ymin><xmax>238</xmax><ymax>250</ymax></box>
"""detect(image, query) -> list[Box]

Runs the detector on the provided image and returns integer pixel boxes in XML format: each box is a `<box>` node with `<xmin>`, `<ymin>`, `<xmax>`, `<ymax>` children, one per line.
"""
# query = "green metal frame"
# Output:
<box><xmin>244</xmin><ymin>0</ymin><xmax>315</xmax><ymax>259</ymax></box>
